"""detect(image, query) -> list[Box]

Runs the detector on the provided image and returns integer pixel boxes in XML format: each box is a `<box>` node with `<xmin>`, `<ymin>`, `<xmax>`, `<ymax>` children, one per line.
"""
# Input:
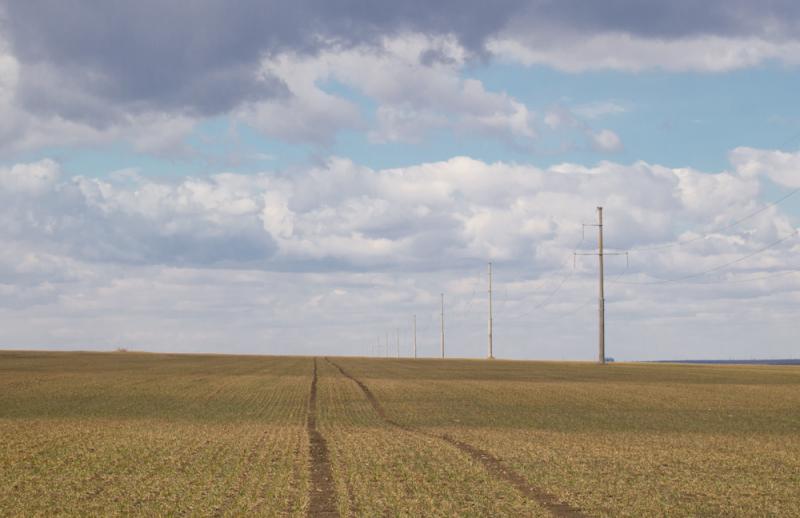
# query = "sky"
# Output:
<box><xmin>0</xmin><ymin>1</ymin><xmax>799</xmax><ymax>360</ymax></box>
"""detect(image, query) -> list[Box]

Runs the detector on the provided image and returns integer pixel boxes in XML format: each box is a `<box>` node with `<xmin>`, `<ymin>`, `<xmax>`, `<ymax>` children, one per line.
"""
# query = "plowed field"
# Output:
<box><xmin>2</xmin><ymin>351</ymin><xmax>798</xmax><ymax>516</ymax></box>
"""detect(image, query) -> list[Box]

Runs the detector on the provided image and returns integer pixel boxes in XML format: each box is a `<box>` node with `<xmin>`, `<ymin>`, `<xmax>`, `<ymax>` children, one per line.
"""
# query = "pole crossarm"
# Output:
<box><xmin>574</xmin><ymin>250</ymin><xmax>628</xmax><ymax>256</ymax></box>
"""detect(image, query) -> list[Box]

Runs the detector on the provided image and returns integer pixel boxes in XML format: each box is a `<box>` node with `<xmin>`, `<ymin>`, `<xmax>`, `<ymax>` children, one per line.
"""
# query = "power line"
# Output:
<box><xmin>629</xmin><ymin>186</ymin><xmax>800</xmax><ymax>253</ymax></box>
<box><xmin>459</xmin><ymin>268</ymin><xmax>483</xmax><ymax>316</ymax></box>
<box><xmin>530</xmin><ymin>297</ymin><xmax>595</xmax><ymax>323</ymax></box>
<box><xmin>610</xmin><ymin>231</ymin><xmax>799</xmax><ymax>285</ymax></box>
<box><xmin>690</xmin><ymin>269</ymin><xmax>799</xmax><ymax>285</ymax></box>
<box><xmin>631</xmin><ymin>123</ymin><xmax>800</xmax><ymax>255</ymax></box>
<box><xmin>512</xmin><ymin>233</ymin><xmax>586</xmax><ymax>314</ymax></box>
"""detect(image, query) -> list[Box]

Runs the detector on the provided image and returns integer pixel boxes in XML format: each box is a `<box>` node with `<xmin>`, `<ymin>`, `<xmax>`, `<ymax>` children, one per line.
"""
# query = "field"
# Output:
<box><xmin>1</xmin><ymin>352</ymin><xmax>799</xmax><ymax>516</ymax></box>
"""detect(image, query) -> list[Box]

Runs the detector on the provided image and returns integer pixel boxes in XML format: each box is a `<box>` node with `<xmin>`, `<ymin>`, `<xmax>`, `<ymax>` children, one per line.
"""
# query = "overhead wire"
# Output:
<box><xmin>689</xmin><ymin>269</ymin><xmax>799</xmax><ymax>285</ymax></box>
<box><xmin>516</xmin><ymin>233</ymin><xmax>586</xmax><ymax>314</ymax></box>
<box><xmin>629</xmin><ymin>126</ymin><xmax>800</xmax><ymax>254</ymax></box>
<box><xmin>528</xmin><ymin>297</ymin><xmax>595</xmax><ymax>323</ymax></box>
<box><xmin>609</xmin><ymin>230</ymin><xmax>799</xmax><ymax>285</ymax></box>
<box><xmin>459</xmin><ymin>267</ymin><xmax>484</xmax><ymax>317</ymax></box>
<box><xmin>629</xmin><ymin>187</ymin><xmax>800</xmax><ymax>252</ymax></box>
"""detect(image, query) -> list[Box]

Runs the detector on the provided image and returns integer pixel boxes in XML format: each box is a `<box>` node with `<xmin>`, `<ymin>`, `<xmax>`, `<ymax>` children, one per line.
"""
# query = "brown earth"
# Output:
<box><xmin>307</xmin><ymin>359</ymin><xmax>339</xmax><ymax>517</ymax></box>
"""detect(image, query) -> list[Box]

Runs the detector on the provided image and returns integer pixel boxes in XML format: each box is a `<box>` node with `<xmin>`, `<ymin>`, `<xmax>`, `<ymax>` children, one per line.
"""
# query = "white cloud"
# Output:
<box><xmin>489</xmin><ymin>34</ymin><xmax>800</xmax><ymax>72</ymax></box>
<box><xmin>590</xmin><ymin>129</ymin><xmax>623</xmax><ymax>152</ymax></box>
<box><xmin>544</xmin><ymin>105</ymin><xmax>578</xmax><ymax>130</ymax></box>
<box><xmin>240</xmin><ymin>35</ymin><xmax>537</xmax><ymax>146</ymax></box>
<box><xmin>0</xmin><ymin>154</ymin><xmax>788</xmax><ymax>272</ymax></box>
<box><xmin>0</xmin><ymin>158</ymin><xmax>60</xmax><ymax>193</ymax></box>
<box><xmin>729</xmin><ymin>146</ymin><xmax>800</xmax><ymax>188</ymax></box>
<box><xmin>2</xmin><ymin>4</ymin><xmax>800</xmax><ymax>159</ymax></box>
<box><xmin>369</xmin><ymin>105</ymin><xmax>448</xmax><ymax>144</ymax></box>
<box><xmin>572</xmin><ymin>101</ymin><xmax>627</xmax><ymax>119</ymax></box>
<box><xmin>0</xmin><ymin>151</ymin><xmax>798</xmax><ymax>359</ymax></box>
<box><xmin>237</xmin><ymin>53</ymin><xmax>364</xmax><ymax>144</ymax></box>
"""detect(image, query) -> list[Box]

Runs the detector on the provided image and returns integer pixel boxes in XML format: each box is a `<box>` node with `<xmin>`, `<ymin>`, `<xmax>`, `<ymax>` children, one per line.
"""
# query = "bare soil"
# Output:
<box><xmin>307</xmin><ymin>359</ymin><xmax>339</xmax><ymax>517</ymax></box>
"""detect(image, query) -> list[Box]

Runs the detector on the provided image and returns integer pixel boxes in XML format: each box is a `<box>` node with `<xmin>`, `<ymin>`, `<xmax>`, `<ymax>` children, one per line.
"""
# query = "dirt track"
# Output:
<box><xmin>307</xmin><ymin>359</ymin><xmax>339</xmax><ymax>517</ymax></box>
<box><xmin>324</xmin><ymin>358</ymin><xmax>587</xmax><ymax>518</ymax></box>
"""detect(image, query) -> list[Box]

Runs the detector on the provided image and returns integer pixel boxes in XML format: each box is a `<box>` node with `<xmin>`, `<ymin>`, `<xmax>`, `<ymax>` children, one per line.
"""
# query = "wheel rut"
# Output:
<box><xmin>324</xmin><ymin>358</ymin><xmax>588</xmax><ymax>518</ymax></box>
<box><xmin>307</xmin><ymin>358</ymin><xmax>339</xmax><ymax>517</ymax></box>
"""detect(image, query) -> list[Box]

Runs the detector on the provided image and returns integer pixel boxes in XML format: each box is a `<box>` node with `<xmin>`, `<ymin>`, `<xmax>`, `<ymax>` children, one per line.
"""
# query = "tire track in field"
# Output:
<box><xmin>324</xmin><ymin>358</ymin><xmax>587</xmax><ymax>518</ymax></box>
<box><xmin>307</xmin><ymin>358</ymin><xmax>339</xmax><ymax>517</ymax></box>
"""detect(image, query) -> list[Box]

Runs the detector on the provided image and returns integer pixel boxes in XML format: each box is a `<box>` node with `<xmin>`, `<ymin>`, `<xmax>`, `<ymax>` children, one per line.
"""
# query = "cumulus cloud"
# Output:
<box><xmin>729</xmin><ymin>146</ymin><xmax>800</xmax><ymax>188</ymax></box>
<box><xmin>0</xmin><ymin>28</ymin><xmax>536</xmax><ymax>153</ymax></box>
<box><xmin>0</xmin><ymin>158</ymin><xmax>59</xmax><ymax>193</ymax></box>
<box><xmin>1</xmin><ymin>151</ymin><xmax>798</xmax><ymax>358</ymax></box>
<box><xmin>1</xmin><ymin>0</ymin><xmax>522</xmax><ymax>127</ymax></box>
<box><xmin>241</xmin><ymin>35</ymin><xmax>536</xmax><ymax>146</ymax></box>
<box><xmin>2</xmin><ymin>2</ymin><xmax>798</xmax><ymax>152</ymax></box>
<box><xmin>2</xmin><ymin>153</ymin><xmax>793</xmax><ymax>273</ymax></box>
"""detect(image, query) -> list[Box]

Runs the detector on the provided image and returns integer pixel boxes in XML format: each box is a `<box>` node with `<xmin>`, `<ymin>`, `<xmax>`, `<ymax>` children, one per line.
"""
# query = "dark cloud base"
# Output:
<box><xmin>5</xmin><ymin>0</ymin><xmax>797</xmax><ymax>126</ymax></box>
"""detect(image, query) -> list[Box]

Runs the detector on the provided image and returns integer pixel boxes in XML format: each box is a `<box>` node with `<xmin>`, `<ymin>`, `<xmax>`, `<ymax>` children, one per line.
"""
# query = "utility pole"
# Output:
<box><xmin>597</xmin><ymin>207</ymin><xmax>605</xmax><ymax>364</ymax></box>
<box><xmin>385</xmin><ymin>331</ymin><xmax>389</xmax><ymax>358</ymax></box>
<box><xmin>440</xmin><ymin>293</ymin><xmax>445</xmax><ymax>359</ymax></box>
<box><xmin>413</xmin><ymin>314</ymin><xmax>417</xmax><ymax>359</ymax></box>
<box><xmin>575</xmin><ymin>207</ymin><xmax>627</xmax><ymax>365</ymax></box>
<box><xmin>488</xmin><ymin>262</ymin><xmax>494</xmax><ymax>359</ymax></box>
<box><xmin>396</xmin><ymin>328</ymin><xmax>400</xmax><ymax>358</ymax></box>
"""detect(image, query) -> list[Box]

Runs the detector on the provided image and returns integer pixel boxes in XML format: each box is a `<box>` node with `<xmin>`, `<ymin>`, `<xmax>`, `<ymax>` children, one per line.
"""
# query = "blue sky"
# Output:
<box><xmin>22</xmin><ymin>63</ymin><xmax>800</xmax><ymax>180</ymax></box>
<box><xmin>0</xmin><ymin>1</ymin><xmax>799</xmax><ymax>360</ymax></box>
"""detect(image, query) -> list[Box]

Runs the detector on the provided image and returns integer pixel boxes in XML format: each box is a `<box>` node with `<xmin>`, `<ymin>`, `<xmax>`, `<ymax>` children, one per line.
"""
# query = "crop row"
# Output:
<box><xmin>0</xmin><ymin>353</ymin><xmax>313</xmax><ymax>516</ymax></box>
<box><xmin>333</xmin><ymin>358</ymin><xmax>800</xmax><ymax>516</ymax></box>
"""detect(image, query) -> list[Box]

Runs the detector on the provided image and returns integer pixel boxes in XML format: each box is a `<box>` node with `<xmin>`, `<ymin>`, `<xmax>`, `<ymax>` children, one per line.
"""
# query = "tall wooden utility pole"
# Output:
<box><xmin>488</xmin><ymin>262</ymin><xmax>494</xmax><ymax>359</ymax></box>
<box><xmin>385</xmin><ymin>331</ymin><xmax>389</xmax><ymax>358</ymax></box>
<box><xmin>396</xmin><ymin>328</ymin><xmax>400</xmax><ymax>358</ymax></box>
<box><xmin>440</xmin><ymin>293</ymin><xmax>445</xmax><ymax>358</ymax></box>
<box><xmin>413</xmin><ymin>315</ymin><xmax>417</xmax><ymax>359</ymax></box>
<box><xmin>597</xmin><ymin>207</ymin><xmax>605</xmax><ymax>364</ymax></box>
<box><xmin>575</xmin><ymin>207</ymin><xmax>626</xmax><ymax>365</ymax></box>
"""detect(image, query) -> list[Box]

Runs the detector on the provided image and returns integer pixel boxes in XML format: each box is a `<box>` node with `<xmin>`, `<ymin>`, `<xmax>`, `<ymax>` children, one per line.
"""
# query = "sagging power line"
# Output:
<box><xmin>611</xmin><ymin>230</ymin><xmax>799</xmax><ymax>286</ymax></box>
<box><xmin>384</xmin><ymin>180</ymin><xmax>798</xmax><ymax>362</ymax></box>
<box><xmin>629</xmin><ymin>186</ymin><xmax>800</xmax><ymax>253</ymax></box>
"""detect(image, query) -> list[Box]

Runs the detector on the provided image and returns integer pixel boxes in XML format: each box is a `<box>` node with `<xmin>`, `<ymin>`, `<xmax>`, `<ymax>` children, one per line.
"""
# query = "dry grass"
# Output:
<box><xmin>2</xmin><ymin>352</ymin><xmax>799</xmax><ymax>516</ymax></box>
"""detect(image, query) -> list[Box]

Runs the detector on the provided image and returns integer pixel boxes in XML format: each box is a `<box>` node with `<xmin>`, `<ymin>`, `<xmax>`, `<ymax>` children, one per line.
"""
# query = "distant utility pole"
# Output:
<box><xmin>396</xmin><ymin>328</ymin><xmax>400</xmax><ymax>358</ymax></box>
<box><xmin>576</xmin><ymin>207</ymin><xmax>627</xmax><ymax>365</ymax></box>
<box><xmin>413</xmin><ymin>314</ymin><xmax>417</xmax><ymax>359</ymax></box>
<box><xmin>385</xmin><ymin>331</ymin><xmax>389</xmax><ymax>358</ymax></box>
<box><xmin>376</xmin><ymin>336</ymin><xmax>380</xmax><ymax>357</ymax></box>
<box><xmin>440</xmin><ymin>293</ymin><xmax>445</xmax><ymax>359</ymax></box>
<box><xmin>488</xmin><ymin>262</ymin><xmax>494</xmax><ymax>359</ymax></box>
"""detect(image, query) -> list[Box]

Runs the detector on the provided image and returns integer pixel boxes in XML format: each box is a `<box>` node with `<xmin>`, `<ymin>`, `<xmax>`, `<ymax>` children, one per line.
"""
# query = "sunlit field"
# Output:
<box><xmin>1</xmin><ymin>351</ymin><xmax>799</xmax><ymax>516</ymax></box>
